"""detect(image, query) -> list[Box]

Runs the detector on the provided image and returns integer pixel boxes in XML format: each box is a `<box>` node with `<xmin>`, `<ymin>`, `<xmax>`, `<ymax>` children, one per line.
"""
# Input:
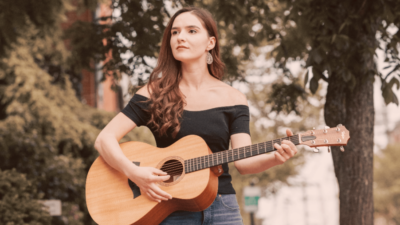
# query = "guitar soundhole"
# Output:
<box><xmin>160</xmin><ymin>159</ymin><xmax>183</xmax><ymax>183</ymax></box>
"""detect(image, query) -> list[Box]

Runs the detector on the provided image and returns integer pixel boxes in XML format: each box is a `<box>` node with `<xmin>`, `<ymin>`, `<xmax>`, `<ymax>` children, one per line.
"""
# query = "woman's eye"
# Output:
<box><xmin>189</xmin><ymin>30</ymin><xmax>197</xmax><ymax>34</ymax></box>
<box><xmin>171</xmin><ymin>31</ymin><xmax>178</xmax><ymax>35</ymax></box>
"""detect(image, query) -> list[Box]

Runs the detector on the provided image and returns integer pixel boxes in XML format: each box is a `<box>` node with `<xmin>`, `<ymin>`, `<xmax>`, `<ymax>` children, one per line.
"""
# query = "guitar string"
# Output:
<box><xmin>182</xmin><ymin>136</ymin><xmax>299</xmax><ymax>172</ymax></box>
<box><xmin>171</xmin><ymin>136</ymin><xmax>299</xmax><ymax>172</ymax></box>
<box><xmin>160</xmin><ymin>135</ymin><xmax>300</xmax><ymax>173</ymax></box>
<box><xmin>160</xmin><ymin>165</ymin><xmax>183</xmax><ymax>171</ymax></box>
<box><xmin>160</xmin><ymin>163</ymin><xmax>182</xmax><ymax>169</ymax></box>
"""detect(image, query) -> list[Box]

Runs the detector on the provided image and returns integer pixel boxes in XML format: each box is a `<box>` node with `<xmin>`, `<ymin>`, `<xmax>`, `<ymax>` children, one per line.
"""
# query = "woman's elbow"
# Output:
<box><xmin>234</xmin><ymin>162</ymin><xmax>247</xmax><ymax>175</ymax></box>
<box><xmin>94</xmin><ymin>134</ymin><xmax>104</xmax><ymax>153</ymax></box>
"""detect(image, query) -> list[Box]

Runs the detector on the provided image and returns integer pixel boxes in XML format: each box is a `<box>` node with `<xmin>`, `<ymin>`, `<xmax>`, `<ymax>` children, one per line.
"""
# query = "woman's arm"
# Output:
<box><xmin>232</xmin><ymin>129</ymin><xmax>298</xmax><ymax>175</ymax></box>
<box><xmin>94</xmin><ymin>113</ymin><xmax>139</xmax><ymax>175</ymax></box>
<box><xmin>94</xmin><ymin>91</ymin><xmax>172</xmax><ymax>202</ymax></box>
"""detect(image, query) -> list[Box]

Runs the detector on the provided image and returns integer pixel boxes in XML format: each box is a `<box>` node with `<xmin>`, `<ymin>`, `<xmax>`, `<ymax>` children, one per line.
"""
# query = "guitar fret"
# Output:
<box><xmin>234</xmin><ymin>148</ymin><xmax>237</xmax><ymax>160</ymax></box>
<box><xmin>264</xmin><ymin>141</ymin><xmax>267</xmax><ymax>153</ymax></box>
<box><xmin>198</xmin><ymin>156</ymin><xmax>202</xmax><ymax>171</ymax></box>
<box><xmin>185</xmin><ymin>135</ymin><xmax>301</xmax><ymax>173</ymax></box>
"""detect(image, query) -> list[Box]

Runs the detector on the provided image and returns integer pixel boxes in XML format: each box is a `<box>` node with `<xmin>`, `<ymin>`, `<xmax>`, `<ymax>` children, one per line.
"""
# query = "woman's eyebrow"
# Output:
<box><xmin>171</xmin><ymin>25</ymin><xmax>201</xmax><ymax>30</ymax></box>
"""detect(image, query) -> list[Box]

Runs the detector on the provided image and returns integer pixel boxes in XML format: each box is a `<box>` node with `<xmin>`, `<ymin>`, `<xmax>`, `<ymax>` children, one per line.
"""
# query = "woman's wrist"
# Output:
<box><xmin>120</xmin><ymin>158</ymin><xmax>138</xmax><ymax>177</ymax></box>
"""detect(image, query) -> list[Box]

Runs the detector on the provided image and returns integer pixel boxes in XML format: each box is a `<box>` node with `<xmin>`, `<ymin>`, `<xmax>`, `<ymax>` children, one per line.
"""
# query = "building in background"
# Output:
<box><xmin>388</xmin><ymin>122</ymin><xmax>400</xmax><ymax>144</ymax></box>
<box><xmin>62</xmin><ymin>1</ymin><xmax>122</xmax><ymax>112</ymax></box>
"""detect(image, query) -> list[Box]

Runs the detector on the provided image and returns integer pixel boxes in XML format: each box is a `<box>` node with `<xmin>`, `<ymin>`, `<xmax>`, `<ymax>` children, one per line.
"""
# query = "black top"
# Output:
<box><xmin>121</xmin><ymin>94</ymin><xmax>250</xmax><ymax>194</ymax></box>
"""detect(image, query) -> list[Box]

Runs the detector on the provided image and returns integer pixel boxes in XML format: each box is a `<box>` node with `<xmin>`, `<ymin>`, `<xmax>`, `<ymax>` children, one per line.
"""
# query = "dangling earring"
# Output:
<box><xmin>206</xmin><ymin>51</ymin><xmax>213</xmax><ymax>64</ymax></box>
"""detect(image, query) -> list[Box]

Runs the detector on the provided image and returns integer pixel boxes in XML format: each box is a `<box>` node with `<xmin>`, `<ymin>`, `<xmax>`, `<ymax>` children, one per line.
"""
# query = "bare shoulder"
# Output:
<box><xmin>214</xmin><ymin>81</ymin><xmax>248</xmax><ymax>106</ymax></box>
<box><xmin>136</xmin><ymin>84</ymin><xmax>151</xmax><ymax>98</ymax></box>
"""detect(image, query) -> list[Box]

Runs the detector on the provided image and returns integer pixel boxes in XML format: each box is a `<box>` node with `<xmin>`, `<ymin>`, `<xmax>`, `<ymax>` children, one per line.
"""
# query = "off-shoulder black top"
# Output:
<box><xmin>121</xmin><ymin>94</ymin><xmax>250</xmax><ymax>194</ymax></box>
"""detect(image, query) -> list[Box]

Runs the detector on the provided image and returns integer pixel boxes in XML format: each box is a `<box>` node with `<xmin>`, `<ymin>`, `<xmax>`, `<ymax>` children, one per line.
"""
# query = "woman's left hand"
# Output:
<box><xmin>274</xmin><ymin>129</ymin><xmax>298</xmax><ymax>165</ymax></box>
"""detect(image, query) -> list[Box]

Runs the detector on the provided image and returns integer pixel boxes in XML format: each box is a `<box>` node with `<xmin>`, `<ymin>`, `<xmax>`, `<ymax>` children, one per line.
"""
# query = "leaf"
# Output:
<box><xmin>313</xmin><ymin>50</ymin><xmax>323</xmax><ymax>64</ymax></box>
<box><xmin>383</xmin><ymin>65</ymin><xmax>391</xmax><ymax>70</ymax></box>
<box><xmin>386</xmin><ymin>64</ymin><xmax>400</xmax><ymax>77</ymax></box>
<box><xmin>392</xmin><ymin>93</ymin><xmax>399</xmax><ymax>105</ymax></box>
<box><xmin>304</xmin><ymin>70</ymin><xmax>309</xmax><ymax>87</ymax></box>
<box><xmin>331</xmin><ymin>34</ymin><xmax>337</xmax><ymax>44</ymax></box>
<box><xmin>388</xmin><ymin>78</ymin><xmax>400</xmax><ymax>90</ymax></box>
<box><xmin>382</xmin><ymin>85</ymin><xmax>394</xmax><ymax>105</ymax></box>
<box><xmin>309</xmin><ymin>76</ymin><xmax>319</xmax><ymax>94</ymax></box>
<box><xmin>339</xmin><ymin>22</ymin><xmax>346</xmax><ymax>33</ymax></box>
<box><xmin>338</xmin><ymin>34</ymin><xmax>350</xmax><ymax>41</ymax></box>
<box><xmin>342</xmin><ymin>70</ymin><xmax>352</xmax><ymax>82</ymax></box>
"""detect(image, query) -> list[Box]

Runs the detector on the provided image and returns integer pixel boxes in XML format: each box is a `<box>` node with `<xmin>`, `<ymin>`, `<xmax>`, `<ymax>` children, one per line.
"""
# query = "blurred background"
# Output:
<box><xmin>0</xmin><ymin>0</ymin><xmax>399</xmax><ymax>225</ymax></box>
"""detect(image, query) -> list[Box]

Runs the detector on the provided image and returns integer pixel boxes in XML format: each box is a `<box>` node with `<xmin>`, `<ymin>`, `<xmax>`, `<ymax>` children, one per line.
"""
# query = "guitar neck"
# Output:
<box><xmin>184</xmin><ymin>134</ymin><xmax>300</xmax><ymax>173</ymax></box>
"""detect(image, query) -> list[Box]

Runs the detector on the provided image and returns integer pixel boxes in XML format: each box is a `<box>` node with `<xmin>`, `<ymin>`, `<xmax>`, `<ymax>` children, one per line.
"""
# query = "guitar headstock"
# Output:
<box><xmin>299</xmin><ymin>124</ymin><xmax>350</xmax><ymax>152</ymax></box>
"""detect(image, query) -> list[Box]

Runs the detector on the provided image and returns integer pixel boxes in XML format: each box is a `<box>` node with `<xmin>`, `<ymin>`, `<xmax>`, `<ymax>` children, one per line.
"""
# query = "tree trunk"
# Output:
<box><xmin>325</xmin><ymin>70</ymin><xmax>374</xmax><ymax>224</ymax></box>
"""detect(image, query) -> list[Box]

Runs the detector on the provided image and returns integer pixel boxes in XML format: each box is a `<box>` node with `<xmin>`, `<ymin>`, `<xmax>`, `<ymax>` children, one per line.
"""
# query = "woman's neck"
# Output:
<box><xmin>179</xmin><ymin>61</ymin><xmax>214</xmax><ymax>91</ymax></box>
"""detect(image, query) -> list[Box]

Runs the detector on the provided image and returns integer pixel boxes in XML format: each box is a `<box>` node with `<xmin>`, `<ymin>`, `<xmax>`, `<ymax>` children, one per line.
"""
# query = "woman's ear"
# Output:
<box><xmin>206</xmin><ymin>36</ymin><xmax>216</xmax><ymax>51</ymax></box>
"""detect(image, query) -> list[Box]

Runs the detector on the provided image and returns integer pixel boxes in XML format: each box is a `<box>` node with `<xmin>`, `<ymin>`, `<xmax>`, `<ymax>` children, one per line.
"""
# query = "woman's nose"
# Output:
<box><xmin>177</xmin><ymin>31</ymin><xmax>186</xmax><ymax>42</ymax></box>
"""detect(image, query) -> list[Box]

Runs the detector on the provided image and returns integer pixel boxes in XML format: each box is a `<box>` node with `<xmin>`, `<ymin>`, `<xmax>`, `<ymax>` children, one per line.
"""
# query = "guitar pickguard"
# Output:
<box><xmin>128</xmin><ymin>161</ymin><xmax>141</xmax><ymax>199</ymax></box>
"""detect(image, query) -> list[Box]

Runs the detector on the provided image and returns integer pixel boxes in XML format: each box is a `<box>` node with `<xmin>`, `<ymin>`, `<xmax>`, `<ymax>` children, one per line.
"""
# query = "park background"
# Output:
<box><xmin>0</xmin><ymin>0</ymin><xmax>400</xmax><ymax>224</ymax></box>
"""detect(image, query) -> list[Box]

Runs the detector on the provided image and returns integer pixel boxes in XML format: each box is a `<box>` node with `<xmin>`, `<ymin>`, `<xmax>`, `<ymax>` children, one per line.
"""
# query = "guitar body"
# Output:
<box><xmin>86</xmin><ymin>135</ymin><xmax>221</xmax><ymax>225</ymax></box>
<box><xmin>86</xmin><ymin>125</ymin><xmax>350</xmax><ymax>224</ymax></box>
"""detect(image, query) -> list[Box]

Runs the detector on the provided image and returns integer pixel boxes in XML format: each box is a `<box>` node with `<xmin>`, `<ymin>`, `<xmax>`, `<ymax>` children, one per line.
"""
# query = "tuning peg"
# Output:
<box><xmin>328</xmin><ymin>146</ymin><xmax>331</xmax><ymax>153</ymax></box>
<box><xmin>313</xmin><ymin>148</ymin><xmax>320</xmax><ymax>153</ymax></box>
<box><xmin>324</xmin><ymin>126</ymin><xmax>330</xmax><ymax>134</ymax></box>
<box><xmin>340</xmin><ymin>146</ymin><xmax>345</xmax><ymax>152</ymax></box>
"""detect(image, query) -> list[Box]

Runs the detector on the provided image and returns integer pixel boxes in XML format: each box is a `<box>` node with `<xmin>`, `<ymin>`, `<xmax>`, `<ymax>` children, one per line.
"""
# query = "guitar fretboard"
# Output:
<box><xmin>184</xmin><ymin>134</ymin><xmax>300</xmax><ymax>173</ymax></box>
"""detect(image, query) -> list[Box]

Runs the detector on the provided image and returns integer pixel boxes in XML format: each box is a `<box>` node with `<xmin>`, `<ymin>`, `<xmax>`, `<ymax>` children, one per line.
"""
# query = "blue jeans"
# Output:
<box><xmin>159</xmin><ymin>194</ymin><xmax>243</xmax><ymax>225</ymax></box>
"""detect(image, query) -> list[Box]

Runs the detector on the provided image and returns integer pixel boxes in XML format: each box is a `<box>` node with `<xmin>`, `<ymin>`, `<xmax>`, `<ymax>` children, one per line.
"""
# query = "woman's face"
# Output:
<box><xmin>170</xmin><ymin>12</ymin><xmax>215</xmax><ymax>64</ymax></box>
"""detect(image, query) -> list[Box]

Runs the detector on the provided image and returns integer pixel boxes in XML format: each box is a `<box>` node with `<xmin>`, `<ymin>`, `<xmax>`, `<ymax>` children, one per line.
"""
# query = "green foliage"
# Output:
<box><xmin>67</xmin><ymin>0</ymin><xmax>278</xmax><ymax>83</ymax></box>
<box><xmin>0</xmin><ymin>44</ymin><xmax>155</xmax><ymax>224</ymax></box>
<box><xmin>0</xmin><ymin>169</ymin><xmax>51</xmax><ymax>225</ymax></box>
<box><xmin>0</xmin><ymin>0</ymin><xmax>156</xmax><ymax>224</ymax></box>
<box><xmin>230</xmin><ymin>71</ymin><xmax>323</xmax><ymax>224</ymax></box>
<box><xmin>69</xmin><ymin>0</ymin><xmax>400</xmax><ymax>109</ymax></box>
<box><xmin>267</xmin><ymin>80</ymin><xmax>307</xmax><ymax>114</ymax></box>
<box><xmin>265</xmin><ymin>0</ymin><xmax>400</xmax><ymax>107</ymax></box>
<box><xmin>0</xmin><ymin>0</ymin><xmax>70</xmax><ymax>56</ymax></box>
<box><xmin>374</xmin><ymin>144</ymin><xmax>400</xmax><ymax>224</ymax></box>
<box><xmin>0</xmin><ymin>44</ymin><xmax>98</xmax><ymax>224</ymax></box>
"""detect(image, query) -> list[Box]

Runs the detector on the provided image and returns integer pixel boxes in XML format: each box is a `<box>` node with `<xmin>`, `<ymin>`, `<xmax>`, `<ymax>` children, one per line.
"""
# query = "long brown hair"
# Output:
<box><xmin>146</xmin><ymin>7</ymin><xmax>225</xmax><ymax>138</ymax></box>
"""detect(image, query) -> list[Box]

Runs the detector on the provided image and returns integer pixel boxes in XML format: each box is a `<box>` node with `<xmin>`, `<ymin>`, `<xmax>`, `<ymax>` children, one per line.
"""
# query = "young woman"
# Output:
<box><xmin>94</xmin><ymin>6</ymin><xmax>298</xmax><ymax>225</ymax></box>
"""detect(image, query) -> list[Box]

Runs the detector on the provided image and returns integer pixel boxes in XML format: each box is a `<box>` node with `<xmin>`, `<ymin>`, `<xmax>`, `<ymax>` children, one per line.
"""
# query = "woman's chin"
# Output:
<box><xmin>175</xmin><ymin>57</ymin><xmax>202</xmax><ymax>64</ymax></box>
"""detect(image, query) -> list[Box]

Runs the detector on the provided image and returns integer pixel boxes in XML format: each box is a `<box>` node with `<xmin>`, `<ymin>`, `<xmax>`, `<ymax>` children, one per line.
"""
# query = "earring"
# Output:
<box><xmin>206</xmin><ymin>52</ymin><xmax>213</xmax><ymax>64</ymax></box>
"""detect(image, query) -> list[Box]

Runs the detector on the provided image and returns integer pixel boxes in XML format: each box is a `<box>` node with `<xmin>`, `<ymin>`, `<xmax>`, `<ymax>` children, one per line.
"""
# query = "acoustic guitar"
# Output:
<box><xmin>86</xmin><ymin>125</ymin><xmax>349</xmax><ymax>225</ymax></box>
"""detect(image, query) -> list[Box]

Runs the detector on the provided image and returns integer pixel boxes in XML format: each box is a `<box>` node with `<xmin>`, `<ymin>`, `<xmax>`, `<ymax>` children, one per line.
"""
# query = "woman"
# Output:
<box><xmin>94</xmin><ymin>6</ymin><xmax>297</xmax><ymax>225</ymax></box>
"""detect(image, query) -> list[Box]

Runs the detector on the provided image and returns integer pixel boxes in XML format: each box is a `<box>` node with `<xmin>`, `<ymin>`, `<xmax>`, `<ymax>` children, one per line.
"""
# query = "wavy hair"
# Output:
<box><xmin>146</xmin><ymin>7</ymin><xmax>225</xmax><ymax>138</ymax></box>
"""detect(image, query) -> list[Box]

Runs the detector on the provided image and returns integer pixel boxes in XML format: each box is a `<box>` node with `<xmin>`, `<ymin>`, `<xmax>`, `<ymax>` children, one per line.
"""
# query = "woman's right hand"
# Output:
<box><xmin>128</xmin><ymin>166</ymin><xmax>172</xmax><ymax>203</ymax></box>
